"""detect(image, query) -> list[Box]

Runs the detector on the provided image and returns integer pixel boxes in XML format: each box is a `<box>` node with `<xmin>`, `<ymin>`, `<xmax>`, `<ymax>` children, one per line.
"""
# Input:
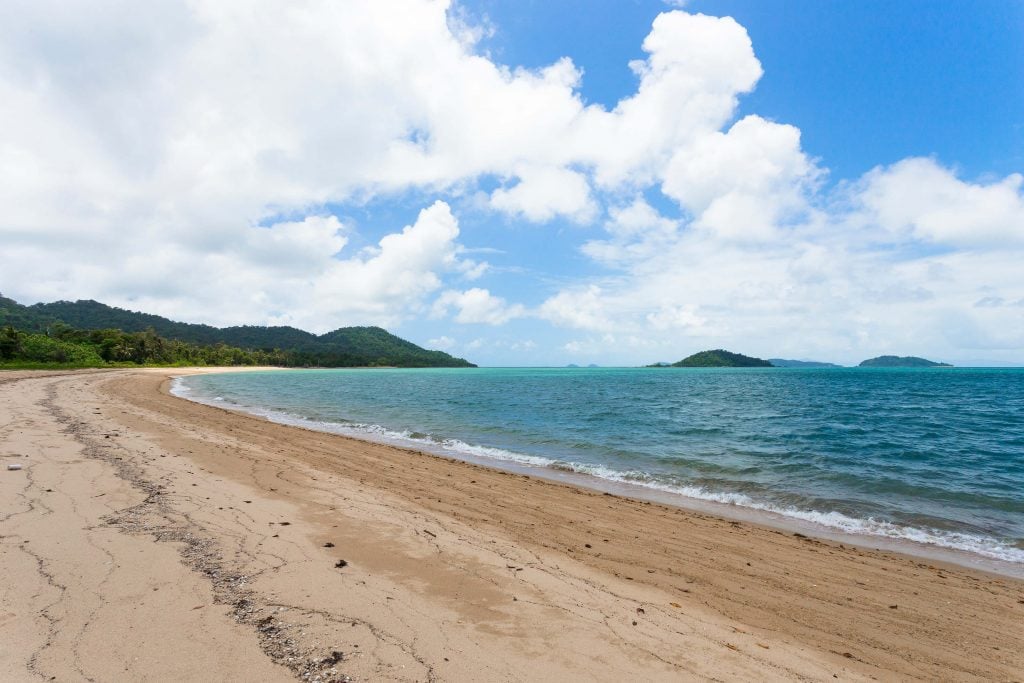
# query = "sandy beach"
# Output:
<box><xmin>1</xmin><ymin>369</ymin><xmax>1022</xmax><ymax>682</ymax></box>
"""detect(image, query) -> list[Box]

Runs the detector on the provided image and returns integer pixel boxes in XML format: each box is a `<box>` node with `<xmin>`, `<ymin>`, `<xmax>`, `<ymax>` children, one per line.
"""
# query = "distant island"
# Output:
<box><xmin>859</xmin><ymin>355</ymin><xmax>952</xmax><ymax>368</ymax></box>
<box><xmin>0</xmin><ymin>295</ymin><xmax>475</xmax><ymax>368</ymax></box>
<box><xmin>662</xmin><ymin>349</ymin><xmax>774</xmax><ymax>368</ymax></box>
<box><xmin>768</xmin><ymin>358</ymin><xmax>842</xmax><ymax>368</ymax></box>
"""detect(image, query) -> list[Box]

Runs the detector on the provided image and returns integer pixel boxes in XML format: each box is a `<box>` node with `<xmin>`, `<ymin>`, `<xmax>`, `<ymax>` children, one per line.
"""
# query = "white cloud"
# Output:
<box><xmin>662</xmin><ymin>115</ymin><xmax>820</xmax><ymax>240</ymax></box>
<box><xmin>646</xmin><ymin>304</ymin><xmax>707</xmax><ymax>331</ymax></box>
<box><xmin>539</xmin><ymin>173</ymin><xmax>1024</xmax><ymax>363</ymax></box>
<box><xmin>241</xmin><ymin>215</ymin><xmax>348</xmax><ymax>274</ymax></box>
<box><xmin>0</xmin><ymin>2</ymin><xmax>1021</xmax><ymax>363</ymax></box>
<box><xmin>310</xmin><ymin>201</ymin><xmax>463</xmax><ymax>322</ymax></box>
<box><xmin>849</xmin><ymin>157</ymin><xmax>1024</xmax><ymax>246</ymax></box>
<box><xmin>582</xmin><ymin>198</ymin><xmax>679</xmax><ymax>266</ymax></box>
<box><xmin>490</xmin><ymin>165</ymin><xmax>596</xmax><ymax>223</ymax></box>
<box><xmin>539</xmin><ymin>285</ymin><xmax>618</xmax><ymax>331</ymax></box>
<box><xmin>428</xmin><ymin>335</ymin><xmax>456</xmax><ymax>350</ymax></box>
<box><xmin>432</xmin><ymin>287</ymin><xmax>525</xmax><ymax>325</ymax></box>
<box><xmin>3</xmin><ymin>199</ymin><xmax>469</xmax><ymax>332</ymax></box>
<box><xmin>446</xmin><ymin>1</ymin><xmax>495</xmax><ymax>49</ymax></box>
<box><xmin>0</xmin><ymin>3</ymin><xmax>768</xmax><ymax>243</ymax></box>
<box><xmin>0</xmin><ymin>2</ymin><xmax>768</xmax><ymax>327</ymax></box>
<box><xmin>572</xmin><ymin>11</ymin><xmax>763</xmax><ymax>189</ymax></box>
<box><xmin>606</xmin><ymin>198</ymin><xmax>679</xmax><ymax>240</ymax></box>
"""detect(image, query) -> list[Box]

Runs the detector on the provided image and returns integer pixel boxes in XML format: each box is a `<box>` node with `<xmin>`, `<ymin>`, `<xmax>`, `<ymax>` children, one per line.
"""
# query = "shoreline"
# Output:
<box><xmin>3</xmin><ymin>368</ymin><xmax>1023</xmax><ymax>680</ymax></box>
<box><xmin>172</xmin><ymin>368</ymin><xmax>1024</xmax><ymax>579</ymax></box>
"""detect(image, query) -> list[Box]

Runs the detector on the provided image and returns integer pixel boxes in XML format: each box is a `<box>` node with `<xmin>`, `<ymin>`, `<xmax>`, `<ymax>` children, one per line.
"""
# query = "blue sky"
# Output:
<box><xmin>2</xmin><ymin>1</ymin><xmax>1023</xmax><ymax>366</ymax></box>
<box><xmin>464</xmin><ymin>0</ymin><xmax>1024</xmax><ymax>180</ymax></box>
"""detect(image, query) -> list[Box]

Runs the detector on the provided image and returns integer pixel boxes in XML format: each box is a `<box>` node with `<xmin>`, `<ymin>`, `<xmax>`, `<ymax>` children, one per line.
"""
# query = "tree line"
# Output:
<box><xmin>0</xmin><ymin>295</ymin><xmax>475</xmax><ymax>368</ymax></box>
<box><xmin>0</xmin><ymin>324</ymin><xmax>289</xmax><ymax>368</ymax></box>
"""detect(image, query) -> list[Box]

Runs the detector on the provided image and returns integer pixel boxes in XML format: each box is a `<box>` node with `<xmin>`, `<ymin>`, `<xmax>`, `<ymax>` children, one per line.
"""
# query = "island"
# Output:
<box><xmin>858</xmin><ymin>355</ymin><xmax>952</xmax><ymax>368</ymax></box>
<box><xmin>668</xmin><ymin>349</ymin><xmax>774</xmax><ymax>368</ymax></box>
<box><xmin>768</xmin><ymin>358</ymin><xmax>842</xmax><ymax>368</ymax></box>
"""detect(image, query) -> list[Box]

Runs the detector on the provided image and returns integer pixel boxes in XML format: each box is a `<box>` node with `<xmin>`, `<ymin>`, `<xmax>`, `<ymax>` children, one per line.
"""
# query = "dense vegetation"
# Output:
<box><xmin>0</xmin><ymin>325</ymin><xmax>289</xmax><ymax>368</ymax></box>
<box><xmin>858</xmin><ymin>355</ymin><xmax>951</xmax><ymax>368</ymax></box>
<box><xmin>0</xmin><ymin>295</ymin><xmax>475</xmax><ymax>368</ymax></box>
<box><xmin>670</xmin><ymin>349</ymin><xmax>774</xmax><ymax>368</ymax></box>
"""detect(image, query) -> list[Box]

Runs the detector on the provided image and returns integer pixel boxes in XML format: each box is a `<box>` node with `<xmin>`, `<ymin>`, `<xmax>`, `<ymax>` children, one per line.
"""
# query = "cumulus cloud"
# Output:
<box><xmin>0</xmin><ymin>2</ymin><xmax>768</xmax><ymax>232</ymax></box>
<box><xmin>4</xmin><ymin>199</ymin><xmax>470</xmax><ymax>332</ymax></box>
<box><xmin>0</xmin><ymin>1</ymin><xmax>1021</xmax><ymax>362</ymax></box>
<box><xmin>539</xmin><ymin>286</ymin><xmax>618</xmax><ymax>331</ymax></box>
<box><xmin>240</xmin><ymin>216</ymin><xmax>348</xmax><ymax>274</ymax></box>
<box><xmin>662</xmin><ymin>115</ymin><xmax>820</xmax><ymax>240</ymax></box>
<box><xmin>490</xmin><ymin>166</ymin><xmax>596</xmax><ymax>223</ymax></box>
<box><xmin>539</xmin><ymin>165</ymin><xmax>1024</xmax><ymax>362</ymax></box>
<box><xmin>848</xmin><ymin>157</ymin><xmax>1024</xmax><ymax>246</ymax></box>
<box><xmin>582</xmin><ymin>198</ymin><xmax>680</xmax><ymax>266</ymax></box>
<box><xmin>432</xmin><ymin>287</ymin><xmax>525</xmax><ymax>325</ymax></box>
<box><xmin>0</xmin><ymin>1</ymin><xmax>770</xmax><ymax>328</ymax></box>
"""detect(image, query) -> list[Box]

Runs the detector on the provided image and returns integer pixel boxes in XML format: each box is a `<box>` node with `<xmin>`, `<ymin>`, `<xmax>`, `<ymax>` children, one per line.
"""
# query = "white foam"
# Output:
<box><xmin>548</xmin><ymin>462</ymin><xmax>1024</xmax><ymax>563</ymax></box>
<box><xmin>170</xmin><ymin>376</ymin><xmax>1024</xmax><ymax>566</ymax></box>
<box><xmin>635</xmin><ymin>480</ymin><xmax>1020</xmax><ymax>561</ymax></box>
<box><xmin>169</xmin><ymin>376</ymin><xmax>190</xmax><ymax>396</ymax></box>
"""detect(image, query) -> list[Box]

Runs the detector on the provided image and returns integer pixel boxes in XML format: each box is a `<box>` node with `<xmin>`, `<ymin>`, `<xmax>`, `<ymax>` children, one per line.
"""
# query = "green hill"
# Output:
<box><xmin>0</xmin><ymin>295</ymin><xmax>475</xmax><ymax>368</ymax></box>
<box><xmin>0</xmin><ymin>294</ymin><xmax>59</xmax><ymax>330</ymax></box>
<box><xmin>22</xmin><ymin>298</ymin><xmax>319</xmax><ymax>349</ymax></box>
<box><xmin>858</xmin><ymin>355</ymin><xmax>951</xmax><ymax>368</ymax></box>
<box><xmin>672</xmin><ymin>349</ymin><xmax>774</xmax><ymax>368</ymax></box>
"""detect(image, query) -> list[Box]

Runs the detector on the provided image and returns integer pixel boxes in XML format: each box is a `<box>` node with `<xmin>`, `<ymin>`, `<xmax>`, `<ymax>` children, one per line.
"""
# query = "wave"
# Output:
<box><xmin>541</xmin><ymin>461</ymin><xmax>1024</xmax><ymax>563</ymax></box>
<box><xmin>170</xmin><ymin>377</ymin><xmax>1024</xmax><ymax>566</ymax></box>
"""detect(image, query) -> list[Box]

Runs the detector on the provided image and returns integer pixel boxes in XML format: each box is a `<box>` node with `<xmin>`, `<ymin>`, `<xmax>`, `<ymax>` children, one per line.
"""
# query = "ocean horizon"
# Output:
<box><xmin>173</xmin><ymin>366</ymin><xmax>1024</xmax><ymax>572</ymax></box>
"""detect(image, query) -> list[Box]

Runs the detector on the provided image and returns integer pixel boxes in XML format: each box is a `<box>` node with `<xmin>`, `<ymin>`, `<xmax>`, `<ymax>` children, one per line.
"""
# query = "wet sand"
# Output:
<box><xmin>1</xmin><ymin>368</ymin><xmax>1022</xmax><ymax>681</ymax></box>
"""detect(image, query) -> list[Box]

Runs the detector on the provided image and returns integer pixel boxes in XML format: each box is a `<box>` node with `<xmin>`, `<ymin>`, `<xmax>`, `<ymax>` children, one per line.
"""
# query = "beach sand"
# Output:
<box><xmin>1</xmin><ymin>369</ymin><xmax>1022</xmax><ymax>681</ymax></box>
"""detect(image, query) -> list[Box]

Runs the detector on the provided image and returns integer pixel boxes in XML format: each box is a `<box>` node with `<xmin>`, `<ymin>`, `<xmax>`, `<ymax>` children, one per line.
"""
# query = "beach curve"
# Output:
<box><xmin>1</xmin><ymin>368</ymin><xmax>1022</xmax><ymax>681</ymax></box>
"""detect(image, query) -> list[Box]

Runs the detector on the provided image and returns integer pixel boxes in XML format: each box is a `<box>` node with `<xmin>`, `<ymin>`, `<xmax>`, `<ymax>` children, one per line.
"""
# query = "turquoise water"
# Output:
<box><xmin>174</xmin><ymin>367</ymin><xmax>1024</xmax><ymax>565</ymax></box>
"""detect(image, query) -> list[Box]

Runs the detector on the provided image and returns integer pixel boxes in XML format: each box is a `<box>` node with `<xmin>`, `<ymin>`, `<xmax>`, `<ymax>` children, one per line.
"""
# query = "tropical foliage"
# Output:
<box><xmin>0</xmin><ymin>295</ymin><xmax>475</xmax><ymax>368</ymax></box>
<box><xmin>0</xmin><ymin>325</ymin><xmax>289</xmax><ymax>368</ymax></box>
<box><xmin>671</xmin><ymin>349</ymin><xmax>774</xmax><ymax>368</ymax></box>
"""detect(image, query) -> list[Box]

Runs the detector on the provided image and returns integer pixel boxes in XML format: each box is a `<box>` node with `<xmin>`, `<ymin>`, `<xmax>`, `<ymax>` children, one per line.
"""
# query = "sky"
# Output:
<box><xmin>1</xmin><ymin>0</ymin><xmax>1022</xmax><ymax>367</ymax></box>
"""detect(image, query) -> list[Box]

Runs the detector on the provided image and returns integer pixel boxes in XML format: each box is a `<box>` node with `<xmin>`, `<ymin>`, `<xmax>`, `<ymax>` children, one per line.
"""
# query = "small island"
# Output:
<box><xmin>667</xmin><ymin>349</ymin><xmax>774</xmax><ymax>368</ymax></box>
<box><xmin>858</xmin><ymin>355</ymin><xmax>952</xmax><ymax>368</ymax></box>
<box><xmin>769</xmin><ymin>358</ymin><xmax>842</xmax><ymax>368</ymax></box>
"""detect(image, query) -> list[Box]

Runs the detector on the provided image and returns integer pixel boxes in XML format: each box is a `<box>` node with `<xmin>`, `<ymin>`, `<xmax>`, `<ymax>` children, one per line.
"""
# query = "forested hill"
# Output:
<box><xmin>858</xmin><ymin>355</ymin><xmax>951</xmax><ymax>368</ymax></box>
<box><xmin>0</xmin><ymin>295</ymin><xmax>474</xmax><ymax>368</ymax></box>
<box><xmin>671</xmin><ymin>349</ymin><xmax>774</xmax><ymax>368</ymax></box>
<box><xmin>21</xmin><ymin>298</ymin><xmax>317</xmax><ymax>348</ymax></box>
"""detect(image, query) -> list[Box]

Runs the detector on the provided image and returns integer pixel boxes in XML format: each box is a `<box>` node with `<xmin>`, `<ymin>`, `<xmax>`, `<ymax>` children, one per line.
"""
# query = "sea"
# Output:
<box><xmin>172</xmin><ymin>367</ymin><xmax>1024</xmax><ymax>574</ymax></box>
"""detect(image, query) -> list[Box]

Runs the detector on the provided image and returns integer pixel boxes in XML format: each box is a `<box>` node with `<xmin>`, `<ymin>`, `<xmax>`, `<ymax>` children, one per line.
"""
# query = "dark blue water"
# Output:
<box><xmin>175</xmin><ymin>367</ymin><xmax>1024</xmax><ymax>564</ymax></box>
